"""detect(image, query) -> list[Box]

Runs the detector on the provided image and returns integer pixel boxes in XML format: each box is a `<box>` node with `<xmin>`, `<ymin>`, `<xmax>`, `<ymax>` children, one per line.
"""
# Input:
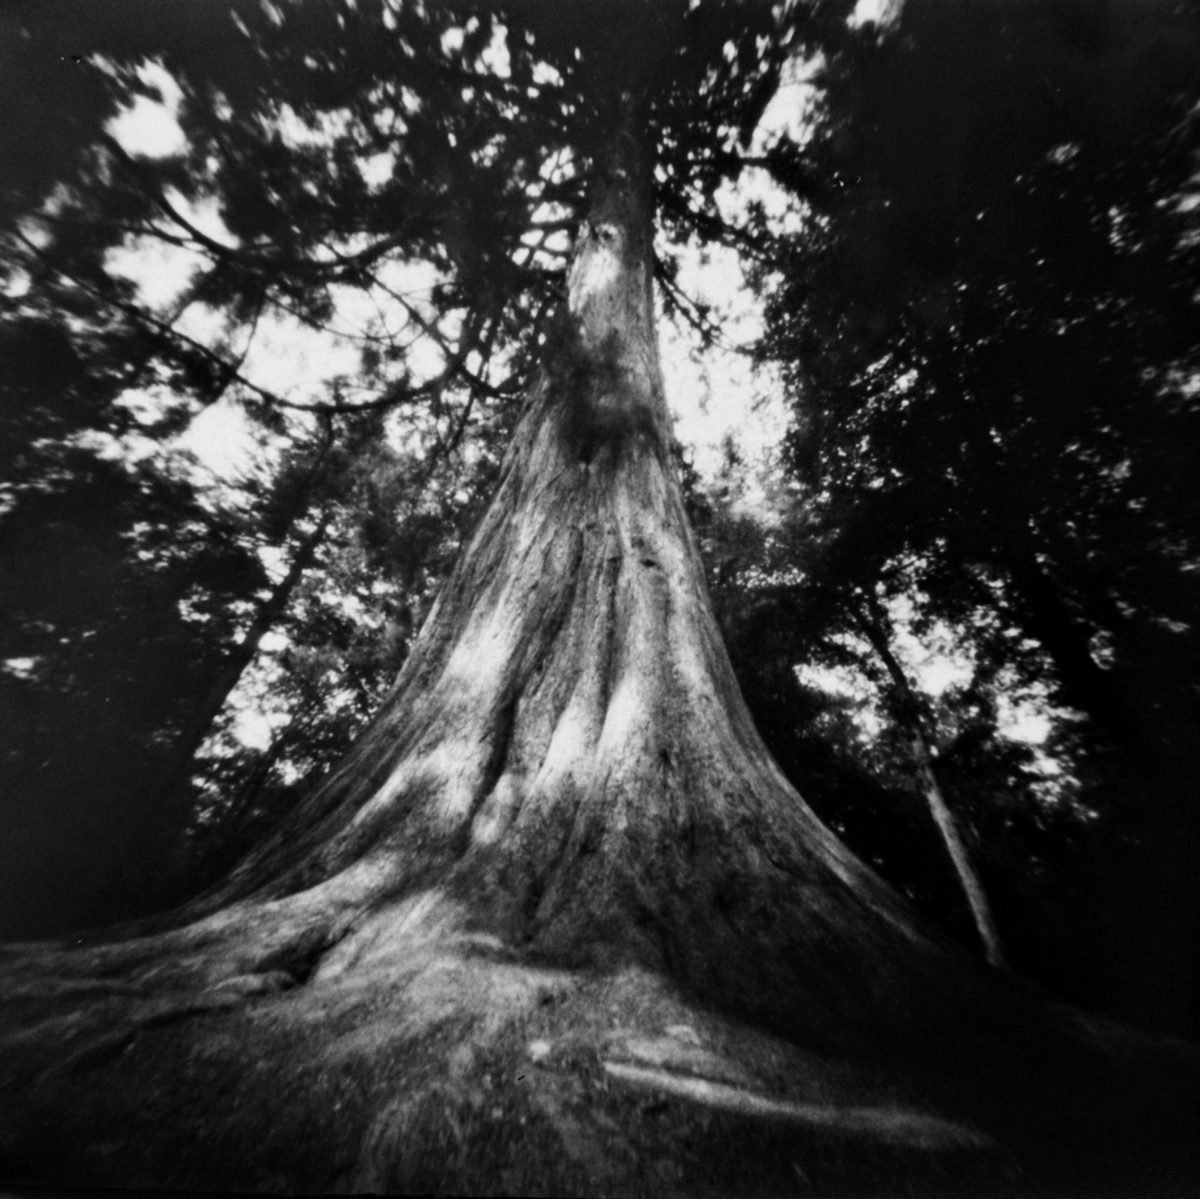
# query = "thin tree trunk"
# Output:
<box><xmin>852</xmin><ymin>600</ymin><xmax>1007</xmax><ymax>969</ymax></box>
<box><xmin>146</xmin><ymin>412</ymin><xmax>338</xmax><ymax>853</ymax></box>
<box><xmin>149</xmin><ymin>507</ymin><xmax>332</xmax><ymax>843</ymax></box>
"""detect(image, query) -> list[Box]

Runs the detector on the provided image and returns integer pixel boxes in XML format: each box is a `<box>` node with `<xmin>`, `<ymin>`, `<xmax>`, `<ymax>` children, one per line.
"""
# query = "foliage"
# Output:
<box><xmin>1</xmin><ymin>0</ymin><xmax>857</xmax><ymax>933</ymax></box>
<box><xmin>755</xmin><ymin>0</ymin><xmax>1200</xmax><ymax>1031</ymax></box>
<box><xmin>4</xmin><ymin>0</ymin><xmax>1198</xmax><ymax>1039</ymax></box>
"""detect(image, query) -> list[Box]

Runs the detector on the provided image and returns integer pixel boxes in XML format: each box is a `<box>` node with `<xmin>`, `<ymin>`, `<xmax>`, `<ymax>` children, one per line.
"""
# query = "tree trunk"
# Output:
<box><xmin>146</xmin><ymin>422</ymin><xmax>337</xmax><ymax>891</ymax></box>
<box><xmin>3</xmin><ymin>100</ymin><xmax>1200</xmax><ymax>1198</ymax></box>
<box><xmin>148</xmin><ymin>507</ymin><xmax>332</xmax><ymax>868</ymax></box>
<box><xmin>852</xmin><ymin>601</ymin><xmax>1006</xmax><ymax>970</ymax></box>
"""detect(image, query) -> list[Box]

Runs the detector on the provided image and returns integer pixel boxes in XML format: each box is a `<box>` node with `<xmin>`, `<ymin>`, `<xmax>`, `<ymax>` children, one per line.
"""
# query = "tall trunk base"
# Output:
<box><xmin>4</xmin><ymin>912</ymin><xmax>1200</xmax><ymax>1198</ymax></box>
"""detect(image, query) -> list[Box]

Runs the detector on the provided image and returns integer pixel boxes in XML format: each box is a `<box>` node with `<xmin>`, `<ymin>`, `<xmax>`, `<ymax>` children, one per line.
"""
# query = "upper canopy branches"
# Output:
<box><xmin>3</xmin><ymin>0</ymin><xmax>850</xmax><ymax>432</ymax></box>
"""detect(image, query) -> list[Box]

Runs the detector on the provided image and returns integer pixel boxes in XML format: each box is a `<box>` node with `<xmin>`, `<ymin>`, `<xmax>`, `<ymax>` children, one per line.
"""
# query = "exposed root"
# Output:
<box><xmin>600</xmin><ymin>1061</ymin><xmax>998</xmax><ymax>1152</ymax></box>
<box><xmin>4</xmin><ymin>904</ymin><xmax>1200</xmax><ymax>1197</ymax></box>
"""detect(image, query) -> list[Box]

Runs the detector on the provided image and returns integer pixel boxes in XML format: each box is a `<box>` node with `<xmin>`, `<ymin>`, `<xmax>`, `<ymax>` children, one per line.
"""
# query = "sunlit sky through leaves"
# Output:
<box><xmin>91</xmin><ymin>53</ymin><xmax>804</xmax><ymax>759</ymax></box>
<box><xmin>92</xmin><ymin>22</ymin><xmax>1054</xmax><ymax>761</ymax></box>
<box><xmin>102</xmin><ymin>60</ymin><xmax>790</xmax><ymax>502</ymax></box>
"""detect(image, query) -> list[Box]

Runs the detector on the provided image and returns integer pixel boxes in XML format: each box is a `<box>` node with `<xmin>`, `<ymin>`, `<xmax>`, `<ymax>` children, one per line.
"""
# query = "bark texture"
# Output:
<box><xmin>3</xmin><ymin>103</ymin><xmax>1200</xmax><ymax>1197</ymax></box>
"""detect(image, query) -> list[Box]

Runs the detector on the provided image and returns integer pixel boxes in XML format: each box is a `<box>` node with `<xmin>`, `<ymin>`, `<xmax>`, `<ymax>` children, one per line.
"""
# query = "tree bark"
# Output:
<box><xmin>2</xmin><ymin>98</ymin><xmax>1200</xmax><ymax>1198</ymax></box>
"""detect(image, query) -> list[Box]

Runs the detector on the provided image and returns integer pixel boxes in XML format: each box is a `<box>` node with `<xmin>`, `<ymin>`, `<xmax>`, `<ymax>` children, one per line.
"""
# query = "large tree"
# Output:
<box><xmin>4</xmin><ymin>2</ymin><xmax>1200</xmax><ymax>1194</ymax></box>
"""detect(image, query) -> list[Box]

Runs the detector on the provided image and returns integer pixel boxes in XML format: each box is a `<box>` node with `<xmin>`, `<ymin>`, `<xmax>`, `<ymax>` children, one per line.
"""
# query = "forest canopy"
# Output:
<box><xmin>2</xmin><ymin>0</ymin><xmax>1198</xmax><ymax>1033</ymax></box>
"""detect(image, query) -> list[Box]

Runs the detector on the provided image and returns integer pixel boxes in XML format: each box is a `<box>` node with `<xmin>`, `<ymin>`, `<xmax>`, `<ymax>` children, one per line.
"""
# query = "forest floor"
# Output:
<box><xmin>4</xmin><ymin>924</ymin><xmax>1198</xmax><ymax>1198</ymax></box>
